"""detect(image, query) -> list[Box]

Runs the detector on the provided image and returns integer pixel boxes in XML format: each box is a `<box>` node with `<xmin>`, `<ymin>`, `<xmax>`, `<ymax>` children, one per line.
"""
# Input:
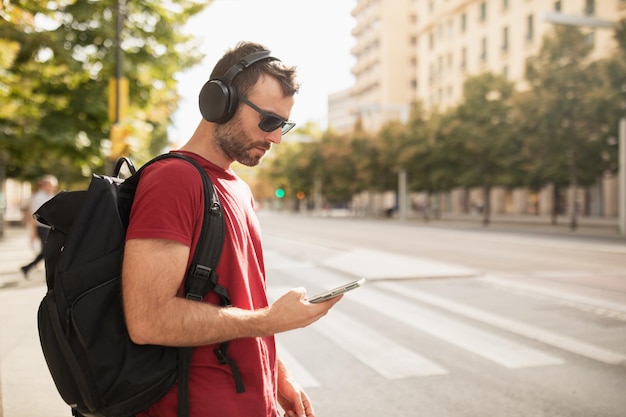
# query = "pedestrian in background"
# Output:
<box><xmin>21</xmin><ymin>174</ymin><xmax>58</xmax><ymax>278</ymax></box>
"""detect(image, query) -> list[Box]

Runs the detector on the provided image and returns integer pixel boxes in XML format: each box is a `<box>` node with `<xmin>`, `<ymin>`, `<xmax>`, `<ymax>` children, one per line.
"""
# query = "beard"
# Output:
<box><xmin>213</xmin><ymin>114</ymin><xmax>271</xmax><ymax>167</ymax></box>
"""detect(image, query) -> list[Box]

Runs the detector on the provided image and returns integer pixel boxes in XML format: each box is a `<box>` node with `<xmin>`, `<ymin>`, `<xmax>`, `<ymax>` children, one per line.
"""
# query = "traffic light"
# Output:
<box><xmin>275</xmin><ymin>188</ymin><xmax>285</xmax><ymax>199</ymax></box>
<box><xmin>110</xmin><ymin>123</ymin><xmax>130</xmax><ymax>159</ymax></box>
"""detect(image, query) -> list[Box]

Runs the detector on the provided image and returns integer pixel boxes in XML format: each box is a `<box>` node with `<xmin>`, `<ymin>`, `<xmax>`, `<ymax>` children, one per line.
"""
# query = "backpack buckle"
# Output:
<box><xmin>185</xmin><ymin>264</ymin><xmax>217</xmax><ymax>301</ymax></box>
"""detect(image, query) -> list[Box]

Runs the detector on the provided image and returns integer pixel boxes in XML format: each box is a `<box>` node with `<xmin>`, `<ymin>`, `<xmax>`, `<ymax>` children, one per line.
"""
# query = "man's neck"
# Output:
<box><xmin>179</xmin><ymin>121</ymin><xmax>232</xmax><ymax>170</ymax></box>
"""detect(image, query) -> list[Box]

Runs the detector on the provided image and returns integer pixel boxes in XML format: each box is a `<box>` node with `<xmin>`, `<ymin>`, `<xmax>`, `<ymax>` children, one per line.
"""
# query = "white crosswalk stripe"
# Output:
<box><xmin>347</xmin><ymin>286</ymin><xmax>564</xmax><ymax>369</ymax></box>
<box><xmin>267</xmin><ymin>271</ymin><xmax>623</xmax><ymax>390</ymax></box>
<box><xmin>311</xmin><ymin>309</ymin><xmax>448</xmax><ymax>378</ymax></box>
<box><xmin>376</xmin><ymin>281</ymin><xmax>626</xmax><ymax>365</ymax></box>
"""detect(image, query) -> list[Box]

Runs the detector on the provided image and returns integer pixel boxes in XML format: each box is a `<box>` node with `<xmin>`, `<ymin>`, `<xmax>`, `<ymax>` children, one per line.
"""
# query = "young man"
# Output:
<box><xmin>122</xmin><ymin>41</ymin><xmax>341</xmax><ymax>417</ymax></box>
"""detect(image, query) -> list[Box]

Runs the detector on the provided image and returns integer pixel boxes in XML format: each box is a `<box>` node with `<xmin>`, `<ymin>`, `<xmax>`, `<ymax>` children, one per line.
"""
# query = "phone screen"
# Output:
<box><xmin>307</xmin><ymin>278</ymin><xmax>366</xmax><ymax>303</ymax></box>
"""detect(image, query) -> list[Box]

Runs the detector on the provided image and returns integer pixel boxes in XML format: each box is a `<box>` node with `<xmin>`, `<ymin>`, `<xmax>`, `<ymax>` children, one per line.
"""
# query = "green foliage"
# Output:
<box><xmin>448</xmin><ymin>73</ymin><xmax>520</xmax><ymax>189</ymax></box>
<box><xmin>520</xmin><ymin>25</ymin><xmax>618</xmax><ymax>189</ymax></box>
<box><xmin>0</xmin><ymin>0</ymin><xmax>210</xmax><ymax>183</ymax></box>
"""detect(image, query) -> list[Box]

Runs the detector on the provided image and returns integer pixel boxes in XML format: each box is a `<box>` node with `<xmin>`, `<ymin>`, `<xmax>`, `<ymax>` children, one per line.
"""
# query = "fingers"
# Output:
<box><xmin>268</xmin><ymin>289</ymin><xmax>342</xmax><ymax>334</ymax></box>
<box><xmin>301</xmin><ymin>391</ymin><xmax>315</xmax><ymax>417</ymax></box>
<box><xmin>281</xmin><ymin>390</ymin><xmax>314</xmax><ymax>417</ymax></box>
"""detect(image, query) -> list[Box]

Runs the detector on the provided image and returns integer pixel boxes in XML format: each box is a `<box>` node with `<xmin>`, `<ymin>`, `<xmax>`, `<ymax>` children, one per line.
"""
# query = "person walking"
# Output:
<box><xmin>21</xmin><ymin>174</ymin><xmax>58</xmax><ymax>278</ymax></box>
<box><xmin>122</xmin><ymin>41</ymin><xmax>342</xmax><ymax>417</ymax></box>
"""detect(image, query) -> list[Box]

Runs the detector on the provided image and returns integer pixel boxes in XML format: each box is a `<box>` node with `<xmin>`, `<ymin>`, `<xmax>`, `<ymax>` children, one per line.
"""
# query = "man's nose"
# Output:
<box><xmin>266</xmin><ymin>128</ymin><xmax>282</xmax><ymax>144</ymax></box>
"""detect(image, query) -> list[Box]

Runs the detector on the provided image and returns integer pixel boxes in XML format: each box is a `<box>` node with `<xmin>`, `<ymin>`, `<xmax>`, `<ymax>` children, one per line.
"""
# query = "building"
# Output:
<box><xmin>329</xmin><ymin>0</ymin><xmax>624</xmax><ymax>219</ymax></box>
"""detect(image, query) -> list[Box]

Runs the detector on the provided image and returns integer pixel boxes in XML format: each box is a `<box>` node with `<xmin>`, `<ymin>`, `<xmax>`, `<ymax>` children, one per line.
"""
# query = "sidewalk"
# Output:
<box><xmin>0</xmin><ymin>226</ymin><xmax>70</xmax><ymax>417</ymax></box>
<box><xmin>407</xmin><ymin>212</ymin><xmax>625</xmax><ymax>240</ymax></box>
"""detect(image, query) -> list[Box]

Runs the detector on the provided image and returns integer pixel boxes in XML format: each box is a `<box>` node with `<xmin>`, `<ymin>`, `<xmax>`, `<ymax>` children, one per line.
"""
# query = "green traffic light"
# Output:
<box><xmin>275</xmin><ymin>188</ymin><xmax>285</xmax><ymax>198</ymax></box>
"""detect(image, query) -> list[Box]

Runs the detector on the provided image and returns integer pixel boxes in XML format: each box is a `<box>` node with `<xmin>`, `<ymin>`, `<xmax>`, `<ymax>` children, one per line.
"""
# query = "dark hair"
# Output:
<box><xmin>210</xmin><ymin>41</ymin><xmax>299</xmax><ymax>98</ymax></box>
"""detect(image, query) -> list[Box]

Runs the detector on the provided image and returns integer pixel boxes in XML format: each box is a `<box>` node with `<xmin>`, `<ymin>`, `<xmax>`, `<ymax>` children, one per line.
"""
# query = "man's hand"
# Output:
<box><xmin>277</xmin><ymin>372</ymin><xmax>314</xmax><ymax>417</ymax></box>
<box><xmin>265</xmin><ymin>288</ymin><xmax>342</xmax><ymax>335</ymax></box>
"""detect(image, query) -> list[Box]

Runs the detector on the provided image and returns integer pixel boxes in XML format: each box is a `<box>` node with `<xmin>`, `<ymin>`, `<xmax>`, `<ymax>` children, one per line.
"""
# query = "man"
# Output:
<box><xmin>21</xmin><ymin>174</ymin><xmax>57</xmax><ymax>278</ymax></box>
<box><xmin>122</xmin><ymin>41</ymin><xmax>341</xmax><ymax>417</ymax></box>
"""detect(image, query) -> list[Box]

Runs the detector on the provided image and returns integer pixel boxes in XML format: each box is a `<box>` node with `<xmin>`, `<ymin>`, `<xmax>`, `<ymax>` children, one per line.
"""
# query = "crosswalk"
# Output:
<box><xmin>266</xmin><ymin>252</ymin><xmax>626</xmax><ymax>389</ymax></box>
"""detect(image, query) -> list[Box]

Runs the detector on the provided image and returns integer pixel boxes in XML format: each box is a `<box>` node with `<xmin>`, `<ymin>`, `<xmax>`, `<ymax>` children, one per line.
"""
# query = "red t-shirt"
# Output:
<box><xmin>126</xmin><ymin>151</ymin><xmax>278</xmax><ymax>417</ymax></box>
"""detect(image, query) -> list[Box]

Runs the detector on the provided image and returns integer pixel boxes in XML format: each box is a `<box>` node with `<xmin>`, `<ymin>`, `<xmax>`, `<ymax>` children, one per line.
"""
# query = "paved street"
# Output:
<box><xmin>261</xmin><ymin>213</ymin><xmax>626</xmax><ymax>417</ymax></box>
<box><xmin>1</xmin><ymin>213</ymin><xmax>625</xmax><ymax>417</ymax></box>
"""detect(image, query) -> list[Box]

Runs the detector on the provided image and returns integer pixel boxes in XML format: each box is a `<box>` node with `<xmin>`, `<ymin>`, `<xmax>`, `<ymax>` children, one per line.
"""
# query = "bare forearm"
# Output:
<box><xmin>122</xmin><ymin>239</ymin><xmax>340</xmax><ymax>348</ymax></box>
<box><xmin>126</xmin><ymin>295</ymin><xmax>273</xmax><ymax>346</ymax></box>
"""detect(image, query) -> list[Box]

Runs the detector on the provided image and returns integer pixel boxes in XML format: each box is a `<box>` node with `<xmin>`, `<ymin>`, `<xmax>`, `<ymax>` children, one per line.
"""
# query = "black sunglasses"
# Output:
<box><xmin>238</xmin><ymin>94</ymin><xmax>296</xmax><ymax>135</ymax></box>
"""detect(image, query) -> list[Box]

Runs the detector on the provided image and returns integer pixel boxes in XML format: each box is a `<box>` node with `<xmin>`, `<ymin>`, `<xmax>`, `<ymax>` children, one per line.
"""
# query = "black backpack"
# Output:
<box><xmin>35</xmin><ymin>153</ymin><xmax>244</xmax><ymax>417</ymax></box>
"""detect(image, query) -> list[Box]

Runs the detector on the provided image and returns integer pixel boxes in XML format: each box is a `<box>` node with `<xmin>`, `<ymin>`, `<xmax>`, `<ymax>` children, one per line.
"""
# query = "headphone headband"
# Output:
<box><xmin>199</xmin><ymin>49</ymin><xmax>278</xmax><ymax>124</ymax></box>
<box><xmin>221</xmin><ymin>50</ymin><xmax>275</xmax><ymax>83</ymax></box>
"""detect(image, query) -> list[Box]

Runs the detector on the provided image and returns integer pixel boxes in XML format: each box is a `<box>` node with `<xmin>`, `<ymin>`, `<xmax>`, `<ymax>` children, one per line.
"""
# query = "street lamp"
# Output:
<box><xmin>541</xmin><ymin>11</ymin><xmax>626</xmax><ymax>236</ymax></box>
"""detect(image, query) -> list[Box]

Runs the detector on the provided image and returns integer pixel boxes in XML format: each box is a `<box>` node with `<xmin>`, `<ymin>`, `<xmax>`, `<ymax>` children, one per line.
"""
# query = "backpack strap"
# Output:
<box><xmin>118</xmin><ymin>153</ymin><xmax>245</xmax><ymax>417</ymax></box>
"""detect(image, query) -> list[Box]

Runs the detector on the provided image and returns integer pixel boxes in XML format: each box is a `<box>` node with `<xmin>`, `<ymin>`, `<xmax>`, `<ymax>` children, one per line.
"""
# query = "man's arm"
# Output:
<box><xmin>122</xmin><ymin>238</ymin><xmax>341</xmax><ymax>347</ymax></box>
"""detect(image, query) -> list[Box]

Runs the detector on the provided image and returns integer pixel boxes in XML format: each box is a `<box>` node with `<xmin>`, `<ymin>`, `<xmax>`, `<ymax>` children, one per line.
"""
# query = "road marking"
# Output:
<box><xmin>264</xmin><ymin>249</ymin><xmax>313</xmax><ymax>270</ymax></box>
<box><xmin>377</xmin><ymin>281</ymin><xmax>626</xmax><ymax>365</ymax></box>
<box><xmin>275</xmin><ymin>341</ymin><xmax>320</xmax><ymax>388</ymax></box>
<box><xmin>321</xmin><ymin>248</ymin><xmax>480</xmax><ymax>280</ymax></box>
<box><xmin>312</xmin><ymin>310</ymin><xmax>448</xmax><ymax>378</ymax></box>
<box><xmin>349</xmin><ymin>287</ymin><xmax>564</xmax><ymax>368</ymax></box>
<box><xmin>478</xmin><ymin>275</ymin><xmax>626</xmax><ymax>315</ymax></box>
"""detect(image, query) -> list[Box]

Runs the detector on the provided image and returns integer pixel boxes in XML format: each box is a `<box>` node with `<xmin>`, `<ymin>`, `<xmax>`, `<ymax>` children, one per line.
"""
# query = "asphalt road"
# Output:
<box><xmin>259</xmin><ymin>212</ymin><xmax>626</xmax><ymax>417</ymax></box>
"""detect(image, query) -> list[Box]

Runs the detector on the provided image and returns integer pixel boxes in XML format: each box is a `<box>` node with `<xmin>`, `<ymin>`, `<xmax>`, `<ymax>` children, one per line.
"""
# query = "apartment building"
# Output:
<box><xmin>419</xmin><ymin>0</ymin><xmax>620</xmax><ymax>111</ymax></box>
<box><xmin>332</xmin><ymin>0</ymin><xmax>621</xmax><ymax>132</ymax></box>
<box><xmin>330</xmin><ymin>0</ymin><xmax>624</xmax><ymax>219</ymax></box>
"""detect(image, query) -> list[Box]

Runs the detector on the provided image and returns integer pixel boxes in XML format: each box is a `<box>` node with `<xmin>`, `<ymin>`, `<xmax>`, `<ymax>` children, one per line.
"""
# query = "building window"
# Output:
<box><xmin>554</xmin><ymin>0</ymin><xmax>562</xmax><ymax>11</ymax></box>
<box><xmin>461</xmin><ymin>47</ymin><xmax>467</xmax><ymax>71</ymax></box>
<box><xmin>479</xmin><ymin>2</ymin><xmax>487</xmax><ymax>22</ymax></box>
<box><xmin>502</xmin><ymin>26</ymin><xmax>509</xmax><ymax>52</ymax></box>
<box><xmin>503</xmin><ymin>0</ymin><xmax>509</xmax><ymax>10</ymax></box>
<box><xmin>584</xmin><ymin>0</ymin><xmax>595</xmax><ymax>15</ymax></box>
<box><xmin>438</xmin><ymin>55</ymin><xmax>443</xmax><ymax>77</ymax></box>
<box><xmin>526</xmin><ymin>14</ymin><xmax>534</xmax><ymax>42</ymax></box>
<box><xmin>461</xmin><ymin>13</ymin><xmax>467</xmax><ymax>32</ymax></box>
<box><xmin>502</xmin><ymin>65</ymin><xmax>508</xmax><ymax>79</ymax></box>
<box><xmin>481</xmin><ymin>37</ymin><xmax>487</xmax><ymax>62</ymax></box>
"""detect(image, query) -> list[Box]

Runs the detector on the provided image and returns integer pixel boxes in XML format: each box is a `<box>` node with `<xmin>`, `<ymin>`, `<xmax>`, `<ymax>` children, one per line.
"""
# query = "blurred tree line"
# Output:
<box><xmin>1</xmin><ymin>5</ymin><xmax>625</xmax><ymax>230</ymax></box>
<box><xmin>0</xmin><ymin>0</ymin><xmax>210</xmax><ymax>184</ymax></box>
<box><xmin>260</xmin><ymin>25</ymin><xmax>626</xmax><ymax>227</ymax></box>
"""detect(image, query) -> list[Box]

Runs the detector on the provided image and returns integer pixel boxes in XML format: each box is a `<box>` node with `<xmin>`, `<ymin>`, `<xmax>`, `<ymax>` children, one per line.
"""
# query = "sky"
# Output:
<box><xmin>169</xmin><ymin>0</ymin><xmax>356</xmax><ymax>146</ymax></box>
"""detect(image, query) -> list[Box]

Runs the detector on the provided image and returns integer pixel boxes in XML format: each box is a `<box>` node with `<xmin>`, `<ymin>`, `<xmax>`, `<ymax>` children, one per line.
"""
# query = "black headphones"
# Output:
<box><xmin>198</xmin><ymin>49</ymin><xmax>277</xmax><ymax>124</ymax></box>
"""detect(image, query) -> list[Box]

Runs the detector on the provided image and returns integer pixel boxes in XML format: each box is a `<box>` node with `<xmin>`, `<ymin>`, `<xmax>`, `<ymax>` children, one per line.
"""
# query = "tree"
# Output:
<box><xmin>401</xmin><ymin>103</ymin><xmax>435</xmax><ymax>220</ymax></box>
<box><xmin>447</xmin><ymin>72</ymin><xmax>519</xmax><ymax>226</ymax></box>
<box><xmin>0</xmin><ymin>0</ymin><xmax>209</xmax><ymax>184</ymax></box>
<box><xmin>521</xmin><ymin>25</ymin><xmax>616</xmax><ymax>229</ymax></box>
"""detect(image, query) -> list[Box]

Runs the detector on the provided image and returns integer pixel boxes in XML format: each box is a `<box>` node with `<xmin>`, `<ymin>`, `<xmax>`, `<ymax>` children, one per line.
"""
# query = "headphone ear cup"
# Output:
<box><xmin>223</xmin><ymin>84</ymin><xmax>239</xmax><ymax>122</ymax></box>
<box><xmin>200</xmin><ymin>49</ymin><xmax>276</xmax><ymax>124</ymax></box>
<box><xmin>199</xmin><ymin>79</ymin><xmax>232</xmax><ymax>123</ymax></box>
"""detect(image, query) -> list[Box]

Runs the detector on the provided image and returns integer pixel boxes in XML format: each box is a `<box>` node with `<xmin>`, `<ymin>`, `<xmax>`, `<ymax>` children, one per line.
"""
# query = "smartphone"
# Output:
<box><xmin>306</xmin><ymin>278</ymin><xmax>366</xmax><ymax>303</ymax></box>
